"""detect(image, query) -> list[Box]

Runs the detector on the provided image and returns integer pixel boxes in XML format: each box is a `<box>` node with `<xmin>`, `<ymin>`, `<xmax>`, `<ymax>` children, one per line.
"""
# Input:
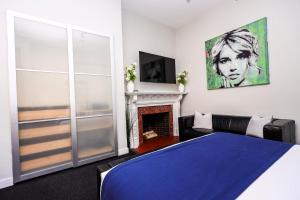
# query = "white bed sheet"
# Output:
<box><xmin>101</xmin><ymin>139</ymin><xmax>300</xmax><ymax>200</ymax></box>
<box><xmin>237</xmin><ymin>145</ymin><xmax>300</xmax><ymax>200</ymax></box>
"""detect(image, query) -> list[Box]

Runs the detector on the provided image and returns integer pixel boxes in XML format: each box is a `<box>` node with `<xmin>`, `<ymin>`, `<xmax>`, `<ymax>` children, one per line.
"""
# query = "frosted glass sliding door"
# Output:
<box><xmin>72</xmin><ymin>30</ymin><xmax>115</xmax><ymax>160</ymax></box>
<box><xmin>8</xmin><ymin>12</ymin><xmax>117</xmax><ymax>182</ymax></box>
<box><xmin>13</xmin><ymin>17</ymin><xmax>72</xmax><ymax>178</ymax></box>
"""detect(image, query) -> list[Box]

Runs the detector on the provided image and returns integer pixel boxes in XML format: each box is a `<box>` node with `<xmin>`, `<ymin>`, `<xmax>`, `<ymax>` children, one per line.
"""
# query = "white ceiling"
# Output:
<box><xmin>122</xmin><ymin>0</ymin><xmax>227</xmax><ymax>29</ymax></box>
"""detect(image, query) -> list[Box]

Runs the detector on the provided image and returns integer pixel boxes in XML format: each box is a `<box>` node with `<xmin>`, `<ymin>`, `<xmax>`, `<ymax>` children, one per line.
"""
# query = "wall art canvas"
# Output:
<box><xmin>205</xmin><ymin>18</ymin><xmax>269</xmax><ymax>90</ymax></box>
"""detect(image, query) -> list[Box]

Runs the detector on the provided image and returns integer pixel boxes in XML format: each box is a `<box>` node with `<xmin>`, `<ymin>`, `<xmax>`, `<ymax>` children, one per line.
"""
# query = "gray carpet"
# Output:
<box><xmin>0</xmin><ymin>153</ymin><xmax>135</xmax><ymax>200</ymax></box>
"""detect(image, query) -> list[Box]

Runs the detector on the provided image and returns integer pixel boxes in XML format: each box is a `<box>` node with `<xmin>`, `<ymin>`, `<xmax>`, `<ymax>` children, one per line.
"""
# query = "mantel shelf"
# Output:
<box><xmin>125</xmin><ymin>91</ymin><xmax>188</xmax><ymax>96</ymax></box>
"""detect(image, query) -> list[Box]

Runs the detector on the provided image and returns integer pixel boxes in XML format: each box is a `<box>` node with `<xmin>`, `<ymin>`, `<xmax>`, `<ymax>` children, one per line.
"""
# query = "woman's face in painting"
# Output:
<box><xmin>217</xmin><ymin>44</ymin><xmax>250</xmax><ymax>86</ymax></box>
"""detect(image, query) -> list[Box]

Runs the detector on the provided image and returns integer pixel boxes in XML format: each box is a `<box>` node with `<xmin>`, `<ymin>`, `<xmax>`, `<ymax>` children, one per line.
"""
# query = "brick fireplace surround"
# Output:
<box><xmin>138</xmin><ymin>105</ymin><xmax>173</xmax><ymax>145</ymax></box>
<box><xmin>126</xmin><ymin>91</ymin><xmax>186</xmax><ymax>149</ymax></box>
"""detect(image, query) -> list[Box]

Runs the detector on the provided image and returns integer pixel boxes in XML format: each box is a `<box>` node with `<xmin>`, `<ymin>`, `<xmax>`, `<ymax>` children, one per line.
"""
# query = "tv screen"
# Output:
<box><xmin>139</xmin><ymin>51</ymin><xmax>176</xmax><ymax>84</ymax></box>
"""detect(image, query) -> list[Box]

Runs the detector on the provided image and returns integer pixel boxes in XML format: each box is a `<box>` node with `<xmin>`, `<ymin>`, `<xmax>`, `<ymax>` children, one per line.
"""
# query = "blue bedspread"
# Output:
<box><xmin>101</xmin><ymin>132</ymin><xmax>293</xmax><ymax>200</ymax></box>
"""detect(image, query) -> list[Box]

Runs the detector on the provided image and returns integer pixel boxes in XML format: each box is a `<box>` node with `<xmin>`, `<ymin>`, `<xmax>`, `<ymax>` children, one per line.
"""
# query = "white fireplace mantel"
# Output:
<box><xmin>125</xmin><ymin>91</ymin><xmax>187</xmax><ymax>149</ymax></box>
<box><xmin>126</xmin><ymin>91</ymin><xmax>187</xmax><ymax>95</ymax></box>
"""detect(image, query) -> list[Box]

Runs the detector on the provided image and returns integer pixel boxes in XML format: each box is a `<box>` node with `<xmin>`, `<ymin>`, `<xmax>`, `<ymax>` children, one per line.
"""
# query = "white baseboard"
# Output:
<box><xmin>118</xmin><ymin>147</ymin><xmax>129</xmax><ymax>155</ymax></box>
<box><xmin>0</xmin><ymin>177</ymin><xmax>13</xmax><ymax>189</ymax></box>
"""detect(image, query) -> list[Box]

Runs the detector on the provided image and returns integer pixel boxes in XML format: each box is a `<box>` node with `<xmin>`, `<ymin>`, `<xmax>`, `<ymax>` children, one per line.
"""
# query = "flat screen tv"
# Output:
<box><xmin>139</xmin><ymin>51</ymin><xmax>176</xmax><ymax>84</ymax></box>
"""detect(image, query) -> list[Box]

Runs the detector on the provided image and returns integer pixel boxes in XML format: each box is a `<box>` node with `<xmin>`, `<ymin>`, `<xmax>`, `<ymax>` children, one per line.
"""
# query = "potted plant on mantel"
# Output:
<box><xmin>125</xmin><ymin>62</ymin><xmax>137</xmax><ymax>92</ymax></box>
<box><xmin>176</xmin><ymin>70</ymin><xmax>188</xmax><ymax>92</ymax></box>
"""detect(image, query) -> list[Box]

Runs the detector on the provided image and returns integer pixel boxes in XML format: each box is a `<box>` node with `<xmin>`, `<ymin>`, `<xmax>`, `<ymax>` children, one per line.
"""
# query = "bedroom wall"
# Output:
<box><xmin>0</xmin><ymin>0</ymin><xmax>127</xmax><ymax>189</ymax></box>
<box><xmin>122</xmin><ymin>10</ymin><xmax>177</xmax><ymax>92</ymax></box>
<box><xmin>175</xmin><ymin>0</ymin><xmax>300</xmax><ymax>142</ymax></box>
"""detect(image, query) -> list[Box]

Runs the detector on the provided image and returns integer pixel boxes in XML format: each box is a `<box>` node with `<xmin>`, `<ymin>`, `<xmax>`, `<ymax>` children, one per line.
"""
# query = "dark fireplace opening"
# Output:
<box><xmin>142</xmin><ymin>112</ymin><xmax>170</xmax><ymax>137</ymax></box>
<box><xmin>138</xmin><ymin>105</ymin><xmax>173</xmax><ymax>144</ymax></box>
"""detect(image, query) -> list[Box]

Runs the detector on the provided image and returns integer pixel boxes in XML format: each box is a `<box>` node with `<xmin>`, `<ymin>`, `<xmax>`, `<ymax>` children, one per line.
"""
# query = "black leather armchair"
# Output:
<box><xmin>178</xmin><ymin>114</ymin><xmax>295</xmax><ymax>143</ymax></box>
<box><xmin>264</xmin><ymin>119</ymin><xmax>295</xmax><ymax>143</ymax></box>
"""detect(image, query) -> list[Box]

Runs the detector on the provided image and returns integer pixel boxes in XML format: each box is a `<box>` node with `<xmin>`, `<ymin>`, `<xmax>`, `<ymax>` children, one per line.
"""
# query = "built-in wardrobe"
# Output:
<box><xmin>7</xmin><ymin>11</ymin><xmax>117</xmax><ymax>182</ymax></box>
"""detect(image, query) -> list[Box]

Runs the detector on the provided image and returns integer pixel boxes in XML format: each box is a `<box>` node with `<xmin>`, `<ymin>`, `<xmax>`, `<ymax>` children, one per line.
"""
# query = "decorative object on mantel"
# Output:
<box><xmin>205</xmin><ymin>17</ymin><xmax>269</xmax><ymax>90</ymax></box>
<box><xmin>125</xmin><ymin>62</ymin><xmax>137</xmax><ymax>92</ymax></box>
<box><xmin>176</xmin><ymin>70</ymin><xmax>188</xmax><ymax>92</ymax></box>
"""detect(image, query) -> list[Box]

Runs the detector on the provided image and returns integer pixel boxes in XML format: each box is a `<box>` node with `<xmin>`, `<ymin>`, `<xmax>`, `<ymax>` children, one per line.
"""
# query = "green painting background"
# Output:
<box><xmin>205</xmin><ymin>18</ymin><xmax>269</xmax><ymax>90</ymax></box>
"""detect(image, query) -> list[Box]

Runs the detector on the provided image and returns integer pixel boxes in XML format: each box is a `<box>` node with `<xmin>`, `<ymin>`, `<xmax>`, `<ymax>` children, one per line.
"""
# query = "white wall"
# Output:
<box><xmin>0</xmin><ymin>0</ymin><xmax>128</xmax><ymax>189</ymax></box>
<box><xmin>176</xmin><ymin>0</ymin><xmax>300</xmax><ymax>142</ymax></box>
<box><xmin>122</xmin><ymin>11</ymin><xmax>177</xmax><ymax>91</ymax></box>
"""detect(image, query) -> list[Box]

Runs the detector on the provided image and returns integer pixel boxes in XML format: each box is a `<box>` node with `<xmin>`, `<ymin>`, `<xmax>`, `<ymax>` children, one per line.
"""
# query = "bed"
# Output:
<box><xmin>99</xmin><ymin>132</ymin><xmax>300</xmax><ymax>200</ymax></box>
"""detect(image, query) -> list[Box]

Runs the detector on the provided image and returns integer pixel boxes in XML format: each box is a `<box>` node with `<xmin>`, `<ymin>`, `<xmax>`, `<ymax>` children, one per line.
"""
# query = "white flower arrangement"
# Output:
<box><xmin>176</xmin><ymin>70</ymin><xmax>188</xmax><ymax>85</ymax></box>
<box><xmin>125</xmin><ymin>62</ymin><xmax>137</xmax><ymax>82</ymax></box>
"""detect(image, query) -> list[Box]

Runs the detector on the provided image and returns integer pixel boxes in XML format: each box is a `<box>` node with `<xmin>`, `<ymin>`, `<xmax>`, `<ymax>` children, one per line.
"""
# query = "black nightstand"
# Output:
<box><xmin>263</xmin><ymin>119</ymin><xmax>295</xmax><ymax>144</ymax></box>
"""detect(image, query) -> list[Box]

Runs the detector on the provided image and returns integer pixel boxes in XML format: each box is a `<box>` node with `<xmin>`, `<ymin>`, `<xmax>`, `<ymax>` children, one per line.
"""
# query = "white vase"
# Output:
<box><xmin>127</xmin><ymin>81</ymin><xmax>134</xmax><ymax>92</ymax></box>
<box><xmin>178</xmin><ymin>83</ymin><xmax>185</xmax><ymax>92</ymax></box>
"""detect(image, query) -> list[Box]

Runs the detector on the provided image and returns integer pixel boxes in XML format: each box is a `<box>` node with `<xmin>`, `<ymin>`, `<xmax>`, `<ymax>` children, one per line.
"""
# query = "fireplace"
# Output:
<box><xmin>138</xmin><ymin>105</ymin><xmax>173</xmax><ymax>145</ymax></box>
<box><xmin>126</xmin><ymin>91</ymin><xmax>186</xmax><ymax>149</ymax></box>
